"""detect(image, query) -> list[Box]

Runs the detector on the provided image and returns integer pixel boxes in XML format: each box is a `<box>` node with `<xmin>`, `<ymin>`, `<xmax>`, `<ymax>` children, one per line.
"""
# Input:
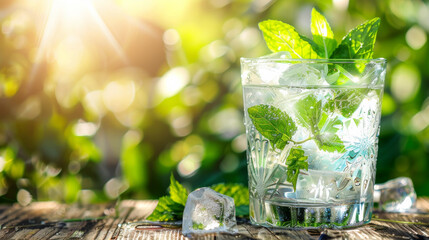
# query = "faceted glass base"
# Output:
<box><xmin>250</xmin><ymin>199</ymin><xmax>373</xmax><ymax>229</ymax></box>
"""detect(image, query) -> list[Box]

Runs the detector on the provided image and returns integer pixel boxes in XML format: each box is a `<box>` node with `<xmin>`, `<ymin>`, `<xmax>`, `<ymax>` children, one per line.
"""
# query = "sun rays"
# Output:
<box><xmin>30</xmin><ymin>0</ymin><xmax>130</xmax><ymax>82</ymax></box>
<box><xmin>86</xmin><ymin>1</ymin><xmax>129</xmax><ymax>64</ymax></box>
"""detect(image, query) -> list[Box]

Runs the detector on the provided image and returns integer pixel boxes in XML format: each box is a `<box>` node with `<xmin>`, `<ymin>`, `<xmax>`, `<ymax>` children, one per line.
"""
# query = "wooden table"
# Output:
<box><xmin>0</xmin><ymin>198</ymin><xmax>428</xmax><ymax>239</ymax></box>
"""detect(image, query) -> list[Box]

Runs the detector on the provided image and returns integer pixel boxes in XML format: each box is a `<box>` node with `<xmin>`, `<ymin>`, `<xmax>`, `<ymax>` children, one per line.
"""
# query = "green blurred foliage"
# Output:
<box><xmin>0</xmin><ymin>0</ymin><xmax>428</xmax><ymax>205</ymax></box>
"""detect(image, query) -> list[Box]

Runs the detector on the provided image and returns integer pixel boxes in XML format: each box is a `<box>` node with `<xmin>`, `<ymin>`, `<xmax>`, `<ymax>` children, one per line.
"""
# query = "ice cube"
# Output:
<box><xmin>255</xmin><ymin>62</ymin><xmax>290</xmax><ymax>84</ymax></box>
<box><xmin>242</xmin><ymin>53</ymin><xmax>330</xmax><ymax>86</ymax></box>
<box><xmin>242</xmin><ymin>53</ymin><xmax>292</xmax><ymax>85</ymax></box>
<box><xmin>182</xmin><ymin>187</ymin><xmax>237</xmax><ymax>236</ymax></box>
<box><xmin>374</xmin><ymin>177</ymin><xmax>417</xmax><ymax>212</ymax></box>
<box><xmin>278</xmin><ymin>63</ymin><xmax>328</xmax><ymax>86</ymax></box>
<box><xmin>360</xmin><ymin>62</ymin><xmax>386</xmax><ymax>86</ymax></box>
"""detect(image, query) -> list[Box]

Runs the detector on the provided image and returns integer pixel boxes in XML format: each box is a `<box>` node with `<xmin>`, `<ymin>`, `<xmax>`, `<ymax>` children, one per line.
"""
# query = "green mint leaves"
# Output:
<box><xmin>249</xmin><ymin>9</ymin><xmax>381</xmax><ymax>191</ymax></box>
<box><xmin>331</xmin><ymin>18</ymin><xmax>380</xmax><ymax>59</ymax></box>
<box><xmin>258</xmin><ymin>20</ymin><xmax>320</xmax><ymax>59</ymax></box>
<box><xmin>326</xmin><ymin>89</ymin><xmax>368</xmax><ymax>118</ymax></box>
<box><xmin>311</xmin><ymin>8</ymin><xmax>337</xmax><ymax>58</ymax></box>
<box><xmin>147</xmin><ymin>174</ymin><xmax>188</xmax><ymax>221</ymax></box>
<box><xmin>259</xmin><ymin>8</ymin><xmax>380</xmax><ymax>61</ymax></box>
<box><xmin>146</xmin><ymin>195</ymin><xmax>185</xmax><ymax>221</ymax></box>
<box><xmin>295</xmin><ymin>95</ymin><xmax>345</xmax><ymax>153</ymax></box>
<box><xmin>147</xmin><ymin>175</ymin><xmax>250</xmax><ymax>221</ymax></box>
<box><xmin>247</xmin><ymin>95</ymin><xmax>353</xmax><ymax>189</ymax></box>
<box><xmin>248</xmin><ymin>104</ymin><xmax>297</xmax><ymax>150</ymax></box>
<box><xmin>193</xmin><ymin>222</ymin><xmax>205</xmax><ymax>230</ymax></box>
<box><xmin>285</xmin><ymin>147</ymin><xmax>308</xmax><ymax>191</ymax></box>
<box><xmin>210</xmin><ymin>183</ymin><xmax>249</xmax><ymax>206</ymax></box>
<box><xmin>295</xmin><ymin>94</ymin><xmax>322</xmax><ymax>130</ymax></box>
<box><xmin>169</xmin><ymin>174</ymin><xmax>188</xmax><ymax>206</ymax></box>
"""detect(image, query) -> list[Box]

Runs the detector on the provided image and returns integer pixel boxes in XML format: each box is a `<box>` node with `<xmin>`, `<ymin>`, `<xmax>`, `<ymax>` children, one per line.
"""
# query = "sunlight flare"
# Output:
<box><xmin>30</xmin><ymin>0</ymin><xmax>129</xmax><ymax>82</ymax></box>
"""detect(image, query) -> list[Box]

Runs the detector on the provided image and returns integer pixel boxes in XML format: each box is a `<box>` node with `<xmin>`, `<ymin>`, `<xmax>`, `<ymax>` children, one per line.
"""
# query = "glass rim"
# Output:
<box><xmin>241</xmin><ymin>57</ymin><xmax>386</xmax><ymax>64</ymax></box>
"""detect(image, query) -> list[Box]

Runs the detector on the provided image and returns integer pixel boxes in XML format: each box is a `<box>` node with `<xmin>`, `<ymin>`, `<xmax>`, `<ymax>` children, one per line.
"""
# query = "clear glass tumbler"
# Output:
<box><xmin>241</xmin><ymin>58</ymin><xmax>386</xmax><ymax>228</ymax></box>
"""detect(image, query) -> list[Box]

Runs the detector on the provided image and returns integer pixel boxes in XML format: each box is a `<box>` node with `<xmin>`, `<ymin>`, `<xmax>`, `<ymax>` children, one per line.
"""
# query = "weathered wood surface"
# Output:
<box><xmin>0</xmin><ymin>198</ymin><xmax>428</xmax><ymax>239</ymax></box>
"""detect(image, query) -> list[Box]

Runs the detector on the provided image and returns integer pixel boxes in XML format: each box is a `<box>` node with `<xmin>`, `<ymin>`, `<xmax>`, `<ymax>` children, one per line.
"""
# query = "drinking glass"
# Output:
<box><xmin>241</xmin><ymin>58</ymin><xmax>386</xmax><ymax>228</ymax></box>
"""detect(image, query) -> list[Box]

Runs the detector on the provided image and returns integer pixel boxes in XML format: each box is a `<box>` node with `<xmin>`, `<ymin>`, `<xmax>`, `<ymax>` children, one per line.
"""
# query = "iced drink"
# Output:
<box><xmin>242</xmin><ymin>58</ymin><xmax>386</xmax><ymax>228</ymax></box>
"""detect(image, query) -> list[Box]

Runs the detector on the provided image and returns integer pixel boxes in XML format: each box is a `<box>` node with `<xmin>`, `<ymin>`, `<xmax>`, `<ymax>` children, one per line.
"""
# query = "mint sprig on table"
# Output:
<box><xmin>147</xmin><ymin>174</ymin><xmax>250</xmax><ymax>221</ymax></box>
<box><xmin>249</xmin><ymin>8</ymin><xmax>380</xmax><ymax>191</ymax></box>
<box><xmin>146</xmin><ymin>174</ymin><xmax>188</xmax><ymax>221</ymax></box>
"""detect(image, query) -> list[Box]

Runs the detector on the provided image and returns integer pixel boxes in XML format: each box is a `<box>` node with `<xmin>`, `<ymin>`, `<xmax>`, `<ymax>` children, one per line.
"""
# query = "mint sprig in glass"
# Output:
<box><xmin>241</xmin><ymin>8</ymin><xmax>386</xmax><ymax>228</ymax></box>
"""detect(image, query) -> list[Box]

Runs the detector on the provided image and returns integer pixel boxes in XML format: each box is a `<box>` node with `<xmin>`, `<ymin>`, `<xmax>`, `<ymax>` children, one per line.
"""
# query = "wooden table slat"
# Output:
<box><xmin>0</xmin><ymin>198</ymin><xmax>428</xmax><ymax>239</ymax></box>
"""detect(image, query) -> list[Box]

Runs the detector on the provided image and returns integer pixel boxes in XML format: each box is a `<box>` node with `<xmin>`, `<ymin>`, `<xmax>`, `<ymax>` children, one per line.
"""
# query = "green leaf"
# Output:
<box><xmin>235</xmin><ymin>205</ymin><xmax>249</xmax><ymax>217</ymax></box>
<box><xmin>325</xmin><ymin>17</ymin><xmax>379</xmax><ymax>85</ymax></box>
<box><xmin>148</xmin><ymin>177</ymin><xmax>252</xmax><ymax>221</ymax></box>
<box><xmin>317</xmin><ymin>113</ymin><xmax>342</xmax><ymax>133</ymax></box>
<box><xmin>248</xmin><ymin>104</ymin><xmax>297</xmax><ymax>150</ymax></box>
<box><xmin>331</xmin><ymin>18</ymin><xmax>380</xmax><ymax>59</ymax></box>
<box><xmin>327</xmin><ymin>63</ymin><xmax>356</xmax><ymax>85</ymax></box>
<box><xmin>328</xmin><ymin>89</ymin><xmax>367</xmax><ymax>118</ymax></box>
<box><xmin>353</xmin><ymin>118</ymin><xmax>361</xmax><ymax>126</ymax></box>
<box><xmin>325</xmin><ymin>70</ymin><xmax>340</xmax><ymax>84</ymax></box>
<box><xmin>193</xmin><ymin>222</ymin><xmax>205</xmax><ymax>230</ymax></box>
<box><xmin>299</xmin><ymin>34</ymin><xmax>322</xmax><ymax>56</ymax></box>
<box><xmin>316</xmin><ymin>112</ymin><xmax>345</xmax><ymax>152</ymax></box>
<box><xmin>286</xmin><ymin>147</ymin><xmax>308</xmax><ymax>191</ymax></box>
<box><xmin>146</xmin><ymin>196</ymin><xmax>184</xmax><ymax>221</ymax></box>
<box><xmin>295</xmin><ymin>95</ymin><xmax>345</xmax><ymax>153</ymax></box>
<box><xmin>295</xmin><ymin>94</ymin><xmax>322</xmax><ymax>130</ymax></box>
<box><xmin>259</xmin><ymin>20</ymin><xmax>321</xmax><ymax>58</ymax></box>
<box><xmin>169</xmin><ymin>174</ymin><xmax>188</xmax><ymax>206</ymax></box>
<box><xmin>147</xmin><ymin>174</ymin><xmax>188</xmax><ymax>221</ymax></box>
<box><xmin>311</xmin><ymin>8</ymin><xmax>337</xmax><ymax>58</ymax></box>
<box><xmin>315</xmin><ymin>133</ymin><xmax>345</xmax><ymax>152</ymax></box>
<box><xmin>210</xmin><ymin>183</ymin><xmax>249</xmax><ymax>206</ymax></box>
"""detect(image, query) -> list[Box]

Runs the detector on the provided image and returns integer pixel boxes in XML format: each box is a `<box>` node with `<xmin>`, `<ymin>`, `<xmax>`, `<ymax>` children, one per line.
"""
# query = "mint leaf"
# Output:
<box><xmin>316</xmin><ymin>112</ymin><xmax>345</xmax><ymax>152</ymax></box>
<box><xmin>146</xmin><ymin>196</ymin><xmax>184</xmax><ymax>221</ymax></box>
<box><xmin>299</xmin><ymin>34</ymin><xmax>322</xmax><ymax>56</ymax></box>
<box><xmin>210</xmin><ymin>183</ymin><xmax>249</xmax><ymax>206</ymax></box>
<box><xmin>148</xmin><ymin>175</ymin><xmax>252</xmax><ymax>221</ymax></box>
<box><xmin>295</xmin><ymin>94</ymin><xmax>322</xmax><ymax>130</ymax></box>
<box><xmin>235</xmin><ymin>205</ymin><xmax>249</xmax><ymax>217</ymax></box>
<box><xmin>259</xmin><ymin>20</ymin><xmax>321</xmax><ymax>58</ymax></box>
<box><xmin>317</xmin><ymin>113</ymin><xmax>342</xmax><ymax>133</ymax></box>
<box><xmin>336</xmin><ymin>89</ymin><xmax>366</xmax><ymax>117</ymax></box>
<box><xmin>193</xmin><ymin>222</ymin><xmax>205</xmax><ymax>230</ymax></box>
<box><xmin>325</xmin><ymin>70</ymin><xmax>340</xmax><ymax>84</ymax></box>
<box><xmin>169</xmin><ymin>173</ymin><xmax>188</xmax><ymax>206</ymax></box>
<box><xmin>286</xmin><ymin>147</ymin><xmax>308</xmax><ymax>191</ymax></box>
<box><xmin>353</xmin><ymin>118</ymin><xmax>361</xmax><ymax>126</ymax></box>
<box><xmin>327</xmin><ymin>17</ymin><xmax>380</xmax><ymax>85</ymax></box>
<box><xmin>295</xmin><ymin>95</ymin><xmax>345</xmax><ymax>152</ymax></box>
<box><xmin>311</xmin><ymin>8</ymin><xmax>337</xmax><ymax>58</ymax></box>
<box><xmin>316</xmin><ymin>133</ymin><xmax>345</xmax><ymax>152</ymax></box>
<box><xmin>326</xmin><ymin>89</ymin><xmax>367</xmax><ymax>118</ymax></box>
<box><xmin>248</xmin><ymin>104</ymin><xmax>297</xmax><ymax>150</ymax></box>
<box><xmin>327</xmin><ymin>63</ymin><xmax>356</xmax><ymax>85</ymax></box>
<box><xmin>331</xmin><ymin>18</ymin><xmax>380</xmax><ymax>59</ymax></box>
<box><xmin>147</xmin><ymin>174</ymin><xmax>187</xmax><ymax>221</ymax></box>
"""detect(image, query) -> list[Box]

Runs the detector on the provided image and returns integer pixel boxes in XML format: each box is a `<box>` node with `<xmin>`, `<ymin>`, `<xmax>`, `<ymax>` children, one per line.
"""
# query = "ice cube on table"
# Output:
<box><xmin>182</xmin><ymin>187</ymin><xmax>237</xmax><ymax>236</ymax></box>
<box><xmin>374</xmin><ymin>177</ymin><xmax>417</xmax><ymax>212</ymax></box>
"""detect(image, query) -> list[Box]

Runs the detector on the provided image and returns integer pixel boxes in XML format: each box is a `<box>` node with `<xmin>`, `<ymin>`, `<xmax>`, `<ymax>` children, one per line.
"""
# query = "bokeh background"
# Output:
<box><xmin>0</xmin><ymin>0</ymin><xmax>428</xmax><ymax>205</ymax></box>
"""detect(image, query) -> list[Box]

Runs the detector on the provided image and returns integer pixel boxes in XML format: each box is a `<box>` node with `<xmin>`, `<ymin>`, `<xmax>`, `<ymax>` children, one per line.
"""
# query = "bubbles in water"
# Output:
<box><xmin>354</xmin><ymin>177</ymin><xmax>361</xmax><ymax>186</ymax></box>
